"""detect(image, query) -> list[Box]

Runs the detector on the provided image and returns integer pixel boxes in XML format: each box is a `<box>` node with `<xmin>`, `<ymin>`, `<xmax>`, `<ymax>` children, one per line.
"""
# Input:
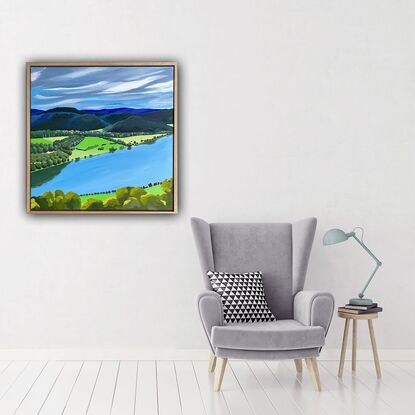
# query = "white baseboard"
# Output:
<box><xmin>0</xmin><ymin>349</ymin><xmax>209</xmax><ymax>361</ymax></box>
<box><xmin>0</xmin><ymin>348</ymin><xmax>414</xmax><ymax>361</ymax></box>
<box><xmin>319</xmin><ymin>348</ymin><xmax>415</xmax><ymax>361</ymax></box>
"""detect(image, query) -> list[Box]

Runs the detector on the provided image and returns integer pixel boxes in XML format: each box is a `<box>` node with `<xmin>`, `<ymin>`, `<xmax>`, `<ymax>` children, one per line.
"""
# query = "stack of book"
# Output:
<box><xmin>338</xmin><ymin>303</ymin><xmax>383</xmax><ymax>315</ymax></box>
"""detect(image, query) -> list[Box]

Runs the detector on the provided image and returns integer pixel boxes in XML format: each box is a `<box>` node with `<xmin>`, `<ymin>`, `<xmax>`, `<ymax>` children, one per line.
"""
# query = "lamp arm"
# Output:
<box><xmin>351</xmin><ymin>234</ymin><xmax>382</xmax><ymax>299</ymax></box>
<box><xmin>358</xmin><ymin>263</ymin><xmax>381</xmax><ymax>299</ymax></box>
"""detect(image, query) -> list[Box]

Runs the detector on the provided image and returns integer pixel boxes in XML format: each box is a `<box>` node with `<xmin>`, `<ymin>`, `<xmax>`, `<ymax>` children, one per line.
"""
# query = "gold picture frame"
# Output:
<box><xmin>26</xmin><ymin>61</ymin><xmax>178</xmax><ymax>214</ymax></box>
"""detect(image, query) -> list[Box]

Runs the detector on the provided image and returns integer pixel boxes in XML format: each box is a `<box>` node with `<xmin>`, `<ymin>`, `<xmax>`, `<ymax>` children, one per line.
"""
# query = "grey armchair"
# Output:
<box><xmin>191</xmin><ymin>217</ymin><xmax>334</xmax><ymax>392</ymax></box>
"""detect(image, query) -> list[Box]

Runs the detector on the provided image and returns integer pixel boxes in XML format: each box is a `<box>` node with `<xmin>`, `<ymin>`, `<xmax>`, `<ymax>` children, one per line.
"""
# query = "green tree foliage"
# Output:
<box><xmin>53</xmin><ymin>195</ymin><xmax>66</xmax><ymax>210</ymax></box>
<box><xmin>31</xmin><ymin>190</ymin><xmax>81</xmax><ymax>210</ymax></box>
<box><xmin>115</xmin><ymin>187</ymin><xmax>130</xmax><ymax>204</ymax></box>
<box><xmin>140</xmin><ymin>194</ymin><xmax>165</xmax><ymax>210</ymax></box>
<box><xmin>103</xmin><ymin>197</ymin><xmax>120</xmax><ymax>209</ymax></box>
<box><xmin>31</xmin><ymin>198</ymin><xmax>40</xmax><ymax>210</ymax></box>
<box><xmin>161</xmin><ymin>178</ymin><xmax>173</xmax><ymax>193</ymax></box>
<box><xmin>83</xmin><ymin>199</ymin><xmax>104</xmax><ymax>210</ymax></box>
<box><xmin>123</xmin><ymin>197</ymin><xmax>142</xmax><ymax>210</ymax></box>
<box><xmin>30</xmin><ymin>135</ymin><xmax>85</xmax><ymax>172</ymax></box>
<box><xmin>160</xmin><ymin>178</ymin><xmax>173</xmax><ymax>209</ymax></box>
<box><xmin>130</xmin><ymin>187</ymin><xmax>146</xmax><ymax>200</ymax></box>
<box><xmin>65</xmin><ymin>192</ymin><xmax>82</xmax><ymax>210</ymax></box>
<box><xmin>30</xmin><ymin>180</ymin><xmax>174</xmax><ymax>211</ymax></box>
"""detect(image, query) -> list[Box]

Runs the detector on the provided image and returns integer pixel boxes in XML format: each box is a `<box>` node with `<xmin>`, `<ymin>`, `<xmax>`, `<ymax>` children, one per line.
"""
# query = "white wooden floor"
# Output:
<box><xmin>0</xmin><ymin>359</ymin><xmax>413</xmax><ymax>414</ymax></box>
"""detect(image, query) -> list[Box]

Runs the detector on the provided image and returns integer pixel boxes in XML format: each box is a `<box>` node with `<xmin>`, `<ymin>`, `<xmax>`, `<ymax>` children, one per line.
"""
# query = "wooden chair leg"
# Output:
<box><xmin>208</xmin><ymin>355</ymin><xmax>217</xmax><ymax>373</ymax></box>
<box><xmin>294</xmin><ymin>359</ymin><xmax>302</xmax><ymax>373</ymax></box>
<box><xmin>352</xmin><ymin>319</ymin><xmax>357</xmax><ymax>372</ymax></box>
<box><xmin>305</xmin><ymin>357</ymin><xmax>322</xmax><ymax>392</ymax></box>
<box><xmin>213</xmin><ymin>358</ymin><xmax>228</xmax><ymax>391</ymax></box>
<box><xmin>368</xmin><ymin>320</ymin><xmax>381</xmax><ymax>378</ymax></box>
<box><xmin>338</xmin><ymin>318</ymin><xmax>350</xmax><ymax>377</ymax></box>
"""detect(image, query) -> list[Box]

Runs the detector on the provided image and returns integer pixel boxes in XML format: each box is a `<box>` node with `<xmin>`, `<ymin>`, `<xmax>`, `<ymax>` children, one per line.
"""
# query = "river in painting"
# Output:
<box><xmin>31</xmin><ymin>135</ymin><xmax>173</xmax><ymax>196</ymax></box>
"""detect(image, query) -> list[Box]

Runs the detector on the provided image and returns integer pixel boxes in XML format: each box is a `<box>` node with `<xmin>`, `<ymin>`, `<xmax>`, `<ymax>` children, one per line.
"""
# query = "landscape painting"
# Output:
<box><xmin>26</xmin><ymin>62</ymin><xmax>177</xmax><ymax>214</ymax></box>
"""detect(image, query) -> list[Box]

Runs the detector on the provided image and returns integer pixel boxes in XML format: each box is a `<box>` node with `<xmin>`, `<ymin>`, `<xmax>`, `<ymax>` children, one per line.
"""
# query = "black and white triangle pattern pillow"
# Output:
<box><xmin>207</xmin><ymin>271</ymin><xmax>276</xmax><ymax>323</ymax></box>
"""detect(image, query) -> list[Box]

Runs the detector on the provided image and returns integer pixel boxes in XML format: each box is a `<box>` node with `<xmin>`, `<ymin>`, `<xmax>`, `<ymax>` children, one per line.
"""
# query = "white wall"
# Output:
<box><xmin>0</xmin><ymin>0</ymin><xmax>414</xmax><ymax>353</ymax></box>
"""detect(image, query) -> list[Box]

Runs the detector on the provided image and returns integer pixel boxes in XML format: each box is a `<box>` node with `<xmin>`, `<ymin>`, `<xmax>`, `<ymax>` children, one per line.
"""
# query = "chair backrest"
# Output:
<box><xmin>191</xmin><ymin>217</ymin><xmax>317</xmax><ymax>319</ymax></box>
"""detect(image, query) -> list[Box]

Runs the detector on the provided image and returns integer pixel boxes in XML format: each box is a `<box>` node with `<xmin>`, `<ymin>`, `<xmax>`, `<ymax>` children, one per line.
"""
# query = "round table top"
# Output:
<box><xmin>338</xmin><ymin>311</ymin><xmax>379</xmax><ymax>320</ymax></box>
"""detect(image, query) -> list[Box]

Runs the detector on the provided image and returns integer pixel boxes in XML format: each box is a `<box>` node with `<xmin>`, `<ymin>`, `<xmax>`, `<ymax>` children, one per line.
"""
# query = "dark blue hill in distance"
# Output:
<box><xmin>82</xmin><ymin>108</ymin><xmax>159</xmax><ymax>115</ymax></box>
<box><xmin>31</xmin><ymin>112</ymin><xmax>107</xmax><ymax>131</ymax></box>
<box><xmin>31</xmin><ymin>107</ymin><xmax>162</xmax><ymax>116</ymax></box>
<box><xmin>30</xmin><ymin>107</ymin><xmax>173</xmax><ymax>132</ymax></box>
<box><xmin>30</xmin><ymin>109</ymin><xmax>44</xmax><ymax>115</ymax></box>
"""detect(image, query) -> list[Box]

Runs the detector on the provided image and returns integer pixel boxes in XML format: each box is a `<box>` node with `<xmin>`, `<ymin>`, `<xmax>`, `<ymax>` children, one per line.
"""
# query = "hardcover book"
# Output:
<box><xmin>344</xmin><ymin>303</ymin><xmax>378</xmax><ymax>311</ymax></box>
<box><xmin>338</xmin><ymin>306</ymin><xmax>383</xmax><ymax>315</ymax></box>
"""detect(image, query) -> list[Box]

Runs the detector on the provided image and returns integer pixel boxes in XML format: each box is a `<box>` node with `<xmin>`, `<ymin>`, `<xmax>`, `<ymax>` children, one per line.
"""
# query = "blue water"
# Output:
<box><xmin>31</xmin><ymin>135</ymin><xmax>173</xmax><ymax>196</ymax></box>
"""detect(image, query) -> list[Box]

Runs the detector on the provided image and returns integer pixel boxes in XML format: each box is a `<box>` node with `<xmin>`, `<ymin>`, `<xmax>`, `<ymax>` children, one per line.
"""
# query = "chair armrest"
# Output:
<box><xmin>196</xmin><ymin>291</ymin><xmax>224</xmax><ymax>350</ymax></box>
<box><xmin>294</xmin><ymin>290</ymin><xmax>335</xmax><ymax>335</ymax></box>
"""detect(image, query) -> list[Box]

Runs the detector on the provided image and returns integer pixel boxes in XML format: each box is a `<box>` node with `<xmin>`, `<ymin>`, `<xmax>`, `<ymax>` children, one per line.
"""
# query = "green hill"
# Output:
<box><xmin>108</xmin><ymin>115</ymin><xmax>173</xmax><ymax>133</ymax></box>
<box><xmin>31</xmin><ymin>107</ymin><xmax>173</xmax><ymax>133</ymax></box>
<box><xmin>142</xmin><ymin>109</ymin><xmax>173</xmax><ymax>124</ymax></box>
<box><xmin>31</xmin><ymin>112</ymin><xmax>107</xmax><ymax>131</ymax></box>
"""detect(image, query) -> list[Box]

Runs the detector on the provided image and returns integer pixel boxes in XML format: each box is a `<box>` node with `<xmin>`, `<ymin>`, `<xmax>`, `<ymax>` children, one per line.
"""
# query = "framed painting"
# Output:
<box><xmin>26</xmin><ymin>62</ymin><xmax>177</xmax><ymax>214</ymax></box>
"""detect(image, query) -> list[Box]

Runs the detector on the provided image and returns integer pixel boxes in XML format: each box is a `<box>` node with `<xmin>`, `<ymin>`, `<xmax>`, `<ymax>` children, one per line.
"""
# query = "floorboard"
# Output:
<box><xmin>317</xmin><ymin>361</ymin><xmax>370</xmax><ymax>415</ymax></box>
<box><xmin>0</xmin><ymin>361</ymin><xmax>29</xmax><ymax>399</ymax></box>
<box><xmin>0</xmin><ymin>361</ymin><xmax>46</xmax><ymax>415</ymax></box>
<box><xmin>175</xmin><ymin>361</ymin><xmax>206</xmax><ymax>415</ymax></box>
<box><xmin>267</xmin><ymin>360</ymin><xmax>327</xmax><ymax>415</ymax></box>
<box><xmin>229</xmin><ymin>361</ymin><xmax>278</xmax><ymax>415</ymax></box>
<box><xmin>111</xmin><ymin>361</ymin><xmax>137</xmax><ymax>415</ymax></box>
<box><xmin>193</xmin><ymin>361</ymin><xmax>230</xmax><ymax>415</ymax></box>
<box><xmin>358</xmin><ymin>361</ymin><xmax>413</xmax><ymax>413</ymax></box>
<box><xmin>15</xmin><ymin>361</ymin><xmax>64</xmax><ymax>415</ymax></box>
<box><xmin>322</xmin><ymin>361</ymin><xmax>395</xmax><ymax>415</ymax></box>
<box><xmin>248</xmin><ymin>360</ymin><xmax>303</xmax><ymax>415</ymax></box>
<box><xmin>63</xmin><ymin>361</ymin><xmax>101</xmax><ymax>415</ymax></box>
<box><xmin>156</xmin><ymin>361</ymin><xmax>182</xmax><ymax>415</ymax></box>
<box><xmin>0</xmin><ymin>359</ymin><xmax>412</xmax><ymax>415</ymax></box>
<box><xmin>87</xmin><ymin>360</ymin><xmax>119</xmax><ymax>415</ymax></box>
<box><xmin>38</xmin><ymin>361</ymin><xmax>83</xmax><ymax>415</ymax></box>
<box><xmin>220</xmin><ymin>360</ymin><xmax>253</xmax><ymax>415</ymax></box>
<box><xmin>135</xmin><ymin>361</ymin><xmax>158</xmax><ymax>415</ymax></box>
<box><xmin>292</xmin><ymin>361</ymin><xmax>350</xmax><ymax>415</ymax></box>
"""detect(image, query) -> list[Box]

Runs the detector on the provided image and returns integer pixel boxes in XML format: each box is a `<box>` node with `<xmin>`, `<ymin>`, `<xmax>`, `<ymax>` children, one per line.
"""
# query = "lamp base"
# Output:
<box><xmin>349</xmin><ymin>297</ymin><xmax>373</xmax><ymax>306</ymax></box>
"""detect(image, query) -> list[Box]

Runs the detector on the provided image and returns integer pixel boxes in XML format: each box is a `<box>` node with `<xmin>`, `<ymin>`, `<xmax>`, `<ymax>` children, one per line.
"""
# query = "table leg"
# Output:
<box><xmin>352</xmin><ymin>319</ymin><xmax>357</xmax><ymax>372</ymax></box>
<box><xmin>368</xmin><ymin>320</ymin><xmax>381</xmax><ymax>378</ymax></box>
<box><xmin>338</xmin><ymin>318</ymin><xmax>350</xmax><ymax>377</ymax></box>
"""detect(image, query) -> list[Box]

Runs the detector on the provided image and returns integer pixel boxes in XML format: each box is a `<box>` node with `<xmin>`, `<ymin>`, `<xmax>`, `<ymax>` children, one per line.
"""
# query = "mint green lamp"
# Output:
<box><xmin>323</xmin><ymin>228</ymin><xmax>382</xmax><ymax>306</ymax></box>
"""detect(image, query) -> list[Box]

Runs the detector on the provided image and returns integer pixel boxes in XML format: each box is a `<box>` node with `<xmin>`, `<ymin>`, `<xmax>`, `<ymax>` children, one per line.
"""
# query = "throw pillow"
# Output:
<box><xmin>207</xmin><ymin>271</ymin><xmax>276</xmax><ymax>323</ymax></box>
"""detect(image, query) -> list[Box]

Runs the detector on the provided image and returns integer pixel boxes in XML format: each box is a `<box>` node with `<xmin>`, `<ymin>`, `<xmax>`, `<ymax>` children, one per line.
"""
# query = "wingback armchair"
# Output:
<box><xmin>191</xmin><ymin>217</ymin><xmax>334</xmax><ymax>392</ymax></box>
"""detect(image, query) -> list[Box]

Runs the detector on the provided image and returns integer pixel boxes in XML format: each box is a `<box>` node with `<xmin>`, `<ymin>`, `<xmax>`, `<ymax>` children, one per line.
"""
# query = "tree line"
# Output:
<box><xmin>31</xmin><ymin>129</ymin><xmax>170</xmax><ymax>139</ymax></box>
<box><xmin>31</xmin><ymin>179</ymin><xmax>174</xmax><ymax>212</ymax></box>
<box><xmin>79</xmin><ymin>181</ymin><xmax>164</xmax><ymax>197</ymax></box>
<box><xmin>30</xmin><ymin>136</ymin><xmax>84</xmax><ymax>172</ymax></box>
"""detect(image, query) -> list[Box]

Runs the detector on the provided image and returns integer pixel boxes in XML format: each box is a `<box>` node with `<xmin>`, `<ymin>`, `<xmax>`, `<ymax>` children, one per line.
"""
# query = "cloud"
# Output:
<box><xmin>146</xmin><ymin>93</ymin><xmax>174</xmax><ymax>109</ymax></box>
<box><xmin>47</xmin><ymin>98</ymin><xmax>82</xmax><ymax>106</ymax></box>
<box><xmin>31</xmin><ymin>68</ymin><xmax>45</xmax><ymax>82</ymax></box>
<box><xmin>34</xmin><ymin>97</ymin><xmax>83</xmax><ymax>110</ymax></box>
<box><xmin>125</xmin><ymin>69</ymin><xmax>164</xmax><ymax>81</ymax></box>
<box><xmin>34</xmin><ymin>94</ymin><xmax>62</xmax><ymax>100</ymax></box>
<box><xmin>144</xmin><ymin>80</ymin><xmax>173</xmax><ymax>93</ymax></box>
<box><xmin>31</xmin><ymin>66</ymin><xmax>174</xmax><ymax>110</ymax></box>
<box><xmin>47</xmin><ymin>81</ymin><xmax>108</xmax><ymax>93</ymax></box>
<box><xmin>54</xmin><ymin>67</ymin><xmax>106</xmax><ymax>80</ymax></box>
<box><xmin>101</xmin><ymin>75</ymin><xmax>163</xmax><ymax>94</ymax></box>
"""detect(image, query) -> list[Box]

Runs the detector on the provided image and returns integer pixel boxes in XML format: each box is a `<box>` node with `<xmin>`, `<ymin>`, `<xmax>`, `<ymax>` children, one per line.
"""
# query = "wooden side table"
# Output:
<box><xmin>338</xmin><ymin>311</ymin><xmax>381</xmax><ymax>378</ymax></box>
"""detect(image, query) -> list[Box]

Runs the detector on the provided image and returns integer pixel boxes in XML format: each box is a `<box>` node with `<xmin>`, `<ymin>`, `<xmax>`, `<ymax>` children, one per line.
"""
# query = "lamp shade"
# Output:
<box><xmin>323</xmin><ymin>228</ymin><xmax>349</xmax><ymax>245</ymax></box>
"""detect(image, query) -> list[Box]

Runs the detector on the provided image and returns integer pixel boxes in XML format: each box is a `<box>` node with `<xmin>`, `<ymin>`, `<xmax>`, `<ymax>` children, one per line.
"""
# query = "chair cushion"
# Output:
<box><xmin>211</xmin><ymin>319</ymin><xmax>325</xmax><ymax>351</ymax></box>
<box><xmin>207</xmin><ymin>271</ymin><xmax>276</xmax><ymax>323</ymax></box>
